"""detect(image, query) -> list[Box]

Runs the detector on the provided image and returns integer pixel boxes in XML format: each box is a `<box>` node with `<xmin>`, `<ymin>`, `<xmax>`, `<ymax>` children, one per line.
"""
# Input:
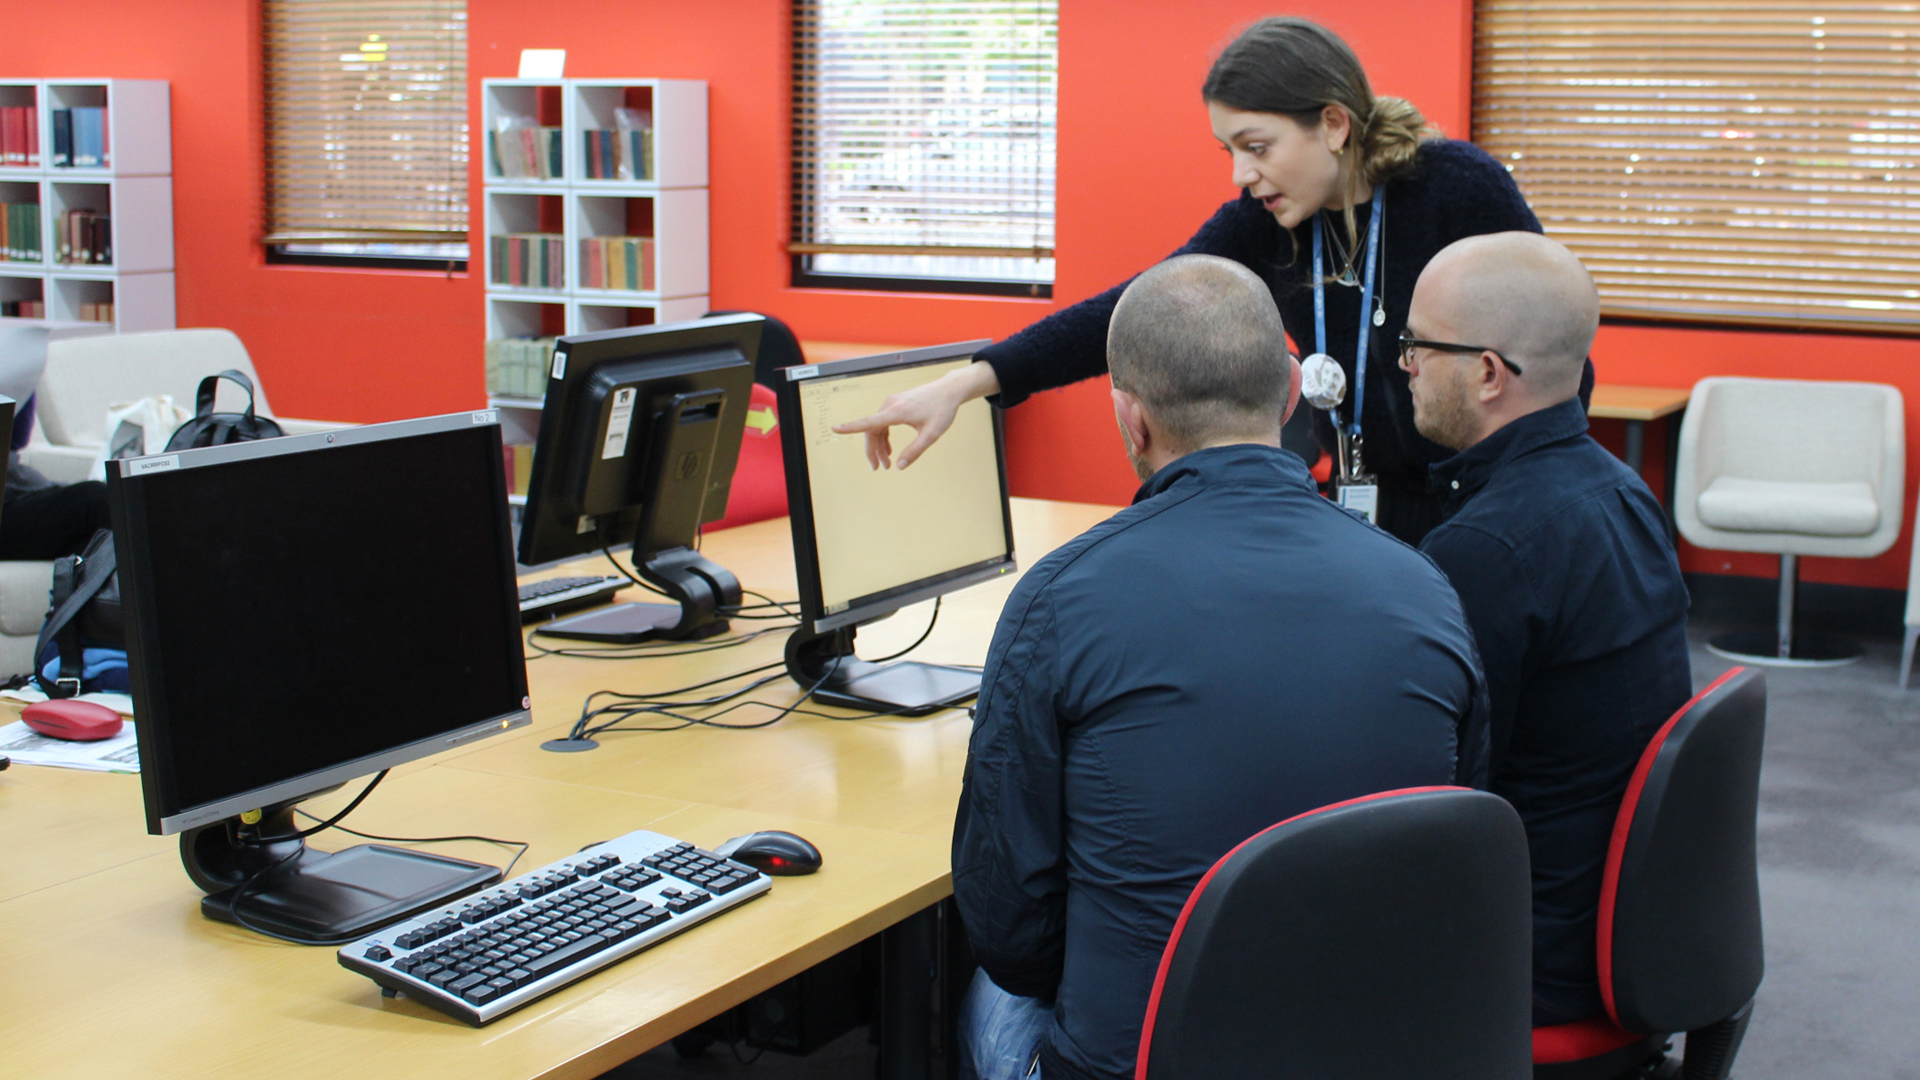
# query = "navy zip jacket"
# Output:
<box><xmin>952</xmin><ymin>444</ymin><xmax>1490</xmax><ymax>1080</ymax></box>
<box><xmin>1419</xmin><ymin>397</ymin><xmax>1692</xmax><ymax>1024</ymax></box>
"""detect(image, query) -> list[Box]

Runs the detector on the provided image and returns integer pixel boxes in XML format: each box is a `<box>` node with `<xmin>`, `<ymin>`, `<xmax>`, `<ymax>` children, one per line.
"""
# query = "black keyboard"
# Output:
<box><xmin>338</xmin><ymin>831</ymin><xmax>772</xmax><ymax>1025</ymax></box>
<box><xmin>518</xmin><ymin>574</ymin><xmax>626</xmax><ymax>621</ymax></box>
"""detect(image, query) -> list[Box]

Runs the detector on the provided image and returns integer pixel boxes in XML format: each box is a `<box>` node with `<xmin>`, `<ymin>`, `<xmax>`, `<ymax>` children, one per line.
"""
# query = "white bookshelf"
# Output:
<box><xmin>0</xmin><ymin>79</ymin><xmax>173</xmax><ymax>331</ymax></box>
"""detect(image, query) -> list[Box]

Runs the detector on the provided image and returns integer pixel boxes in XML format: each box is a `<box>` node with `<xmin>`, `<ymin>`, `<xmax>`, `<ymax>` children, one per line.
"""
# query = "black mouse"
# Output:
<box><xmin>715</xmin><ymin>830</ymin><xmax>822</xmax><ymax>875</ymax></box>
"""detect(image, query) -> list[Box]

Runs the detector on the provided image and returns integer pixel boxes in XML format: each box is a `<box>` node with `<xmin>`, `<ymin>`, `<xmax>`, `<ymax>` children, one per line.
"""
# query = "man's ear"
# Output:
<box><xmin>1112</xmin><ymin>386</ymin><xmax>1150</xmax><ymax>457</ymax></box>
<box><xmin>1280</xmin><ymin>353</ymin><xmax>1303</xmax><ymax>426</ymax></box>
<box><xmin>1474</xmin><ymin>350</ymin><xmax>1509</xmax><ymax>404</ymax></box>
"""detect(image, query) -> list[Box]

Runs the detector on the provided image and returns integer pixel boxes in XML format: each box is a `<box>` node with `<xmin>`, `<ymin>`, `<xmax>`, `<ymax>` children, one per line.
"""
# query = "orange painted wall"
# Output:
<box><xmin>13</xmin><ymin>0</ymin><xmax>1918</xmax><ymax>589</ymax></box>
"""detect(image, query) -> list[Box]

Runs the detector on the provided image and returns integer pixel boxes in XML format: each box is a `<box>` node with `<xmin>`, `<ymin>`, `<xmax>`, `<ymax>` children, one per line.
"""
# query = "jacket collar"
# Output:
<box><xmin>1428</xmin><ymin>395</ymin><xmax>1589</xmax><ymax>508</ymax></box>
<box><xmin>1133</xmin><ymin>443</ymin><xmax>1312</xmax><ymax>505</ymax></box>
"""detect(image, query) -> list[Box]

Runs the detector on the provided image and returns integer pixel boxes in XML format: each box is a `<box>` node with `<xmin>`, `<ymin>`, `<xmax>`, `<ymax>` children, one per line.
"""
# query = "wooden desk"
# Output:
<box><xmin>0</xmin><ymin>498</ymin><xmax>1118</xmax><ymax>1080</ymax></box>
<box><xmin>1588</xmin><ymin>384</ymin><xmax>1691</xmax><ymax>538</ymax></box>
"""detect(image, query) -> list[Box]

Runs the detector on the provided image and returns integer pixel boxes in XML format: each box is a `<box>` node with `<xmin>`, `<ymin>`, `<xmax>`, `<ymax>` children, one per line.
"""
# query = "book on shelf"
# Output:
<box><xmin>489</xmin><ymin>125</ymin><xmax>563</xmax><ymax>180</ymax></box>
<box><xmin>77</xmin><ymin>300</ymin><xmax>113</xmax><ymax>323</ymax></box>
<box><xmin>583</xmin><ymin>106</ymin><xmax>652</xmax><ymax>180</ymax></box>
<box><xmin>500</xmin><ymin>443</ymin><xmax>535</xmax><ymax>494</ymax></box>
<box><xmin>579</xmin><ymin>235</ymin><xmax>656</xmax><ymax>291</ymax></box>
<box><xmin>51</xmin><ymin>107</ymin><xmax>107</xmax><ymax>168</ymax></box>
<box><xmin>1</xmin><ymin>106</ymin><xmax>39</xmax><ymax>166</ymax></box>
<box><xmin>1</xmin><ymin>201</ymin><xmax>41</xmax><ymax>261</ymax></box>
<box><xmin>484</xmin><ymin>335</ymin><xmax>558</xmax><ymax>399</ymax></box>
<box><xmin>489</xmin><ymin>232</ymin><xmax>564</xmax><ymax>289</ymax></box>
<box><xmin>57</xmin><ymin>208</ymin><xmax>110</xmax><ymax>264</ymax></box>
<box><xmin>0</xmin><ymin>299</ymin><xmax>45</xmax><ymax>318</ymax></box>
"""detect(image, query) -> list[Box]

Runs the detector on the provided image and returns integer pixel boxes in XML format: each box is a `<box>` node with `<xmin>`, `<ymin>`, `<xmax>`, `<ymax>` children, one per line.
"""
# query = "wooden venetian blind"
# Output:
<box><xmin>790</xmin><ymin>0</ymin><xmax>1057</xmax><ymax>262</ymax></box>
<box><xmin>264</xmin><ymin>0</ymin><xmax>468</xmax><ymax>245</ymax></box>
<box><xmin>1475</xmin><ymin>0</ymin><xmax>1920</xmax><ymax>333</ymax></box>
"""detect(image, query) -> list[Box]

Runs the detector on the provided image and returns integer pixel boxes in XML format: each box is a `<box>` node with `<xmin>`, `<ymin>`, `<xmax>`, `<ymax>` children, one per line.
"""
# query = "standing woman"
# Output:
<box><xmin>837</xmin><ymin>16</ymin><xmax>1571</xmax><ymax>545</ymax></box>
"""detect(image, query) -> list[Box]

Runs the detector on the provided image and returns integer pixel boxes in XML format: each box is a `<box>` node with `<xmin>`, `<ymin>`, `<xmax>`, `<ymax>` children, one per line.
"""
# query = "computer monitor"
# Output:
<box><xmin>107</xmin><ymin>411</ymin><xmax>533</xmax><ymax>944</ymax></box>
<box><xmin>776</xmin><ymin>342</ymin><xmax>1017</xmax><ymax>713</ymax></box>
<box><xmin>516</xmin><ymin>314</ymin><xmax>761</xmax><ymax>645</ymax></box>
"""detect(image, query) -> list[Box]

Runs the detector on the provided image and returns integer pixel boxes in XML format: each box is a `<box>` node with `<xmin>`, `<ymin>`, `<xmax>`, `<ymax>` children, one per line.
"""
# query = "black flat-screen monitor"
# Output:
<box><xmin>776</xmin><ymin>342</ymin><xmax>1016</xmax><ymax>713</ymax></box>
<box><xmin>107</xmin><ymin>411</ymin><xmax>532</xmax><ymax>943</ymax></box>
<box><xmin>516</xmin><ymin>314</ymin><xmax>760</xmax><ymax>648</ymax></box>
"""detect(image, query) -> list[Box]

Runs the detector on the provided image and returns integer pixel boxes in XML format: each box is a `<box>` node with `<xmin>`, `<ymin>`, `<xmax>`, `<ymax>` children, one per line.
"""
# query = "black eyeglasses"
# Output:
<box><xmin>1398</xmin><ymin>334</ymin><xmax>1523</xmax><ymax>376</ymax></box>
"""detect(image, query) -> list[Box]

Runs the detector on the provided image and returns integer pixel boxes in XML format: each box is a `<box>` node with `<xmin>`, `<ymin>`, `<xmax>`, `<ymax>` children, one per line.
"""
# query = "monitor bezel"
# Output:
<box><xmin>777</xmin><ymin>341</ymin><xmax>1015</xmax><ymax>634</ymax></box>
<box><xmin>107</xmin><ymin>411</ymin><xmax>534</xmax><ymax>836</ymax></box>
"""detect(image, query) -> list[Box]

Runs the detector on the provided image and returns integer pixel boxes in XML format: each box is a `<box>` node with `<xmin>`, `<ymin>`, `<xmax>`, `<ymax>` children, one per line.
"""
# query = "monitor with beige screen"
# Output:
<box><xmin>777</xmin><ymin>342</ymin><xmax>1016</xmax><ymax>713</ymax></box>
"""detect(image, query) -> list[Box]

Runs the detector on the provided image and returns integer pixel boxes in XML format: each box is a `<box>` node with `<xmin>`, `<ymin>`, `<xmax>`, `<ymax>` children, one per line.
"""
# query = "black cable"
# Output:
<box><xmin>867</xmin><ymin>597</ymin><xmax>941</xmax><ymax>663</ymax></box>
<box><xmin>566</xmin><ymin>598</ymin><xmax>951</xmax><ymax>741</ymax></box>
<box><xmin>291</xmin><ymin>811</ymin><xmax>532</xmax><ymax>881</ymax></box>
<box><xmin>223</xmin><ymin>770</ymin><xmax>391</xmax><ymax>942</ymax></box>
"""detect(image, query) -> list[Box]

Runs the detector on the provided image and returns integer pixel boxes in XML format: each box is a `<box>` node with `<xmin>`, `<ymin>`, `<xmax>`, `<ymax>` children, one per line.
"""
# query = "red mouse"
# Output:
<box><xmin>21</xmin><ymin>699</ymin><xmax>124</xmax><ymax>741</ymax></box>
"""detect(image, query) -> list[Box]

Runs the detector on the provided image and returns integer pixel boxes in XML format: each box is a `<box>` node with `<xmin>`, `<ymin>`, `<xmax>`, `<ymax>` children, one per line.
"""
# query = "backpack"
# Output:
<box><xmin>165</xmin><ymin>369</ymin><xmax>285</xmax><ymax>450</ymax></box>
<box><xmin>34</xmin><ymin>528</ymin><xmax>125</xmax><ymax>698</ymax></box>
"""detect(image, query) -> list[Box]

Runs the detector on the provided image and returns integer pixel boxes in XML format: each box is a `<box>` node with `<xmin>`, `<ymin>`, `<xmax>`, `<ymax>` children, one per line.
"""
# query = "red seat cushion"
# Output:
<box><xmin>1532</xmin><ymin>1016</ymin><xmax>1646</xmax><ymax>1063</ymax></box>
<box><xmin>708</xmin><ymin>382</ymin><xmax>788</xmax><ymax>530</ymax></box>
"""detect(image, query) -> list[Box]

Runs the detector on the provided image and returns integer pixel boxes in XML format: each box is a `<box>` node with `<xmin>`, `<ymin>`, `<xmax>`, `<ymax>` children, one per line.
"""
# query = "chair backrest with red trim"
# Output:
<box><xmin>1136</xmin><ymin>787</ymin><xmax>1533</xmax><ymax>1080</ymax></box>
<box><xmin>1600</xmin><ymin>667</ymin><xmax>1766</xmax><ymax>1035</ymax></box>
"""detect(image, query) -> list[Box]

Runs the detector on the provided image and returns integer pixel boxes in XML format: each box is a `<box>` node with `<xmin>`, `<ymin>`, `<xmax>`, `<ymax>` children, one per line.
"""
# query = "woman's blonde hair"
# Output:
<box><xmin>1203</xmin><ymin>17</ymin><xmax>1437</xmax><ymax>275</ymax></box>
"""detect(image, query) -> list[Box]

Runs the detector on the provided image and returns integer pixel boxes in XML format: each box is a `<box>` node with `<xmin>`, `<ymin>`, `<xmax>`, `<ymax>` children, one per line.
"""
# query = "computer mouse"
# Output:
<box><xmin>714</xmin><ymin>830</ymin><xmax>823</xmax><ymax>876</ymax></box>
<box><xmin>21</xmin><ymin>699</ymin><xmax>124</xmax><ymax>742</ymax></box>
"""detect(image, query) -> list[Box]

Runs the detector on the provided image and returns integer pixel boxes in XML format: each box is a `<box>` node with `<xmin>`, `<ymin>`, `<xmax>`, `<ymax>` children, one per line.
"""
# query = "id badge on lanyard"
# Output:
<box><xmin>1309</xmin><ymin>188</ymin><xmax>1384</xmax><ymax>525</ymax></box>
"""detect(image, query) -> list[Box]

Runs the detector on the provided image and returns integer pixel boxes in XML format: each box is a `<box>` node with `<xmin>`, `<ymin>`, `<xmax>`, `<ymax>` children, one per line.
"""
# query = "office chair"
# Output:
<box><xmin>1533</xmin><ymin>667</ymin><xmax>1766</xmax><ymax>1080</ymax></box>
<box><xmin>1137</xmin><ymin>787</ymin><xmax>1534</xmax><ymax>1080</ymax></box>
<box><xmin>1674</xmin><ymin>377</ymin><xmax>1904</xmax><ymax>666</ymax></box>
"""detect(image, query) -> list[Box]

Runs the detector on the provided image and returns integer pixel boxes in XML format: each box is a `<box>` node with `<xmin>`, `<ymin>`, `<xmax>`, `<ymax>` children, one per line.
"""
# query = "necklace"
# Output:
<box><xmin>1319</xmin><ymin>207</ymin><xmax>1388</xmax><ymax>327</ymax></box>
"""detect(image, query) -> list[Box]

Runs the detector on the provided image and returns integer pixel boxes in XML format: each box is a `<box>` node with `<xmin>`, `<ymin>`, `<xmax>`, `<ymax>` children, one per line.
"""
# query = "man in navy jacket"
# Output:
<box><xmin>951</xmin><ymin>254</ymin><xmax>1490</xmax><ymax>1080</ymax></box>
<box><xmin>1406</xmin><ymin>232</ymin><xmax>1693</xmax><ymax>1027</ymax></box>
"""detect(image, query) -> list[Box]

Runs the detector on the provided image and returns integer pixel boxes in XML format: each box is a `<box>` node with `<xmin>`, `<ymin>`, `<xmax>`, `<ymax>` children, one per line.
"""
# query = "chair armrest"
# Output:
<box><xmin>16</xmin><ymin>443</ymin><xmax>97</xmax><ymax>485</ymax></box>
<box><xmin>275</xmin><ymin>417</ymin><xmax>356</xmax><ymax>437</ymax></box>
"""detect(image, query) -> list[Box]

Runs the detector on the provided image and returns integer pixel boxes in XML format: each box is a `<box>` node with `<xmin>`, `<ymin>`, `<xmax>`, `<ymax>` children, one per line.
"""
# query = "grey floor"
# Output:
<box><xmin>599</xmin><ymin>612</ymin><xmax>1920</xmax><ymax>1079</ymax></box>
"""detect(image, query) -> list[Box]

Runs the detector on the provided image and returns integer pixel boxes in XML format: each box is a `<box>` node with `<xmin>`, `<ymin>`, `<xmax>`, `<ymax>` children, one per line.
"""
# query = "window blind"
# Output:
<box><xmin>264</xmin><ymin>0</ymin><xmax>468</xmax><ymax>246</ymax></box>
<box><xmin>1474</xmin><ymin>0</ymin><xmax>1920</xmax><ymax>333</ymax></box>
<box><xmin>791</xmin><ymin>0</ymin><xmax>1057</xmax><ymax>287</ymax></box>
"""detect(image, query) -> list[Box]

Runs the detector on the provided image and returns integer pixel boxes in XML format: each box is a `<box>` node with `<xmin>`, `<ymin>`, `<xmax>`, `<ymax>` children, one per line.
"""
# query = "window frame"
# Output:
<box><xmin>261</xmin><ymin>0</ymin><xmax>471</xmax><ymax>270</ymax></box>
<box><xmin>1472</xmin><ymin>0</ymin><xmax>1920</xmax><ymax>336</ymax></box>
<box><xmin>789</xmin><ymin>0</ymin><xmax>1059</xmax><ymax>296</ymax></box>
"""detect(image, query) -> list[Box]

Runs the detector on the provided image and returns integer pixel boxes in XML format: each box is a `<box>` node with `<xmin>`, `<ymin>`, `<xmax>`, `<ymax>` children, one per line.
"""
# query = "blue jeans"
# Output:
<box><xmin>958</xmin><ymin>969</ymin><xmax>1051</xmax><ymax>1080</ymax></box>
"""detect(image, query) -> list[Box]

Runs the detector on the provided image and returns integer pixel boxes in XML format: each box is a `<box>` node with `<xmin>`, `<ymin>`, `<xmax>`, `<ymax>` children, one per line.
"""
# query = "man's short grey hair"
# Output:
<box><xmin>1107</xmin><ymin>254</ymin><xmax>1289</xmax><ymax>448</ymax></box>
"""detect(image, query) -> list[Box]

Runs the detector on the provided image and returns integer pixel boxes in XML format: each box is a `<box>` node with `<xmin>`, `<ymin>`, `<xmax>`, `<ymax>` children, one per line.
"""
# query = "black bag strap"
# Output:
<box><xmin>35</xmin><ymin>530</ymin><xmax>117</xmax><ymax>698</ymax></box>
<box><xmin>195</xmin><ymin>369</ymin><xmax>260</xmax><ymax>425</ymax></box>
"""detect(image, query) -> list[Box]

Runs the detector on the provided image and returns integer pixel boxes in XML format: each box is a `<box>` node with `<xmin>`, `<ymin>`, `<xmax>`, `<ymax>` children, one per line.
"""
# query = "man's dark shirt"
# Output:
<box><xmin>1420</xmin><ymin>397</ymin><xmax>1692</xmax><ymax>1024</ymax></box>
<box><xmin>953</xmin><ymin>444</ymin><xmax>1490</xmax><ymax>1080</ymax></box>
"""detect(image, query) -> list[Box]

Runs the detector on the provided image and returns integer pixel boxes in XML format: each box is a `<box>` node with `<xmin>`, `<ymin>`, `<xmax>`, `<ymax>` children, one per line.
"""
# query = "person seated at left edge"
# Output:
<box><xmin>1405</xmin><ymin>231</ymin><xmax>1692</xmax><ymax>1031</ymax></box>
<box><xmin>951</xmin><ymin>253</ymin><xmax>1490</xmax><ymax>1080</ymax></box>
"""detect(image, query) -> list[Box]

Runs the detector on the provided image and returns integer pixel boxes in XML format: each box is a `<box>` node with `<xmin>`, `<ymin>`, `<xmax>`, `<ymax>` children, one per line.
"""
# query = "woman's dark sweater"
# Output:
<box><xmin>979</xmin><ymin>139</ymin><xmax>1544</xmax><ymax>492</ymax></box>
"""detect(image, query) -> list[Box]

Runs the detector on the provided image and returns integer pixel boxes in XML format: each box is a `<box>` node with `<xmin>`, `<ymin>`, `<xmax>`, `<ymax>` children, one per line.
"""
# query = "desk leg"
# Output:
<box><xmin>1663</xmin><ymin>411</ymin><xmax>1682</xmax><ymax>543</ymax></box>
<box><xmin>1624</xmin><ymin>418</ymin><xmax>1645</xmax><ymax>474</ymax></box>
<box><xmin>880</xmin><ymin>905</ymin><xmax>937</xmax><ymax>1080</ymax></box>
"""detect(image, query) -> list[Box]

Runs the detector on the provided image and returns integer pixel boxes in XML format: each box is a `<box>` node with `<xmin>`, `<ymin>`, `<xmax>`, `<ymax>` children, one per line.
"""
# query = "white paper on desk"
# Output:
<box><xmin>0</xmin><ymin>687</ymin><xmax>134</xmax><ymax>715</ymax></box>
<box><xmin>0</xmin><ymin>719</ymin><xmax>140</xmax><ymax>772</ymax></box>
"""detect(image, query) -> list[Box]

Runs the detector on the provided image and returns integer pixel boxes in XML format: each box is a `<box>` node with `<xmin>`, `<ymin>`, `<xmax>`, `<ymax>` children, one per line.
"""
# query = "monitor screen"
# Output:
<box><xmin>782</xmin><ymin>344</ymin><xmax>1015</xmax><ymax>631</ymax></box>
<box><xmin>110</xmin><ymin>414</ymin><xmax>532</xmax><ymax>834</ymax></box>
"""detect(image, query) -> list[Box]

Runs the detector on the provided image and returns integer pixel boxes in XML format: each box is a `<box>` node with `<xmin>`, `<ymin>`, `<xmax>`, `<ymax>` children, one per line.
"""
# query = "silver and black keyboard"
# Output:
<box><xmin>518</xmin><ymin>574</ymin><xmax>626</xmax><ymax>621</ymax></box>
<box><xmin>338</xmin><ymin>831</ymin><xmax>772</xmax><ymax>1025</ymax></box>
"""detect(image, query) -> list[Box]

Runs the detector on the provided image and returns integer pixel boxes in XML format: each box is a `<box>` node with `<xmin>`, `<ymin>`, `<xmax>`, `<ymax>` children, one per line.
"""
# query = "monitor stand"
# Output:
<box><xmin>181</xmin><ymin>804</ymin><xmax>499</xmax><ymax>945</ymax></box>
<box><xmin>536</xmin><ymin>548</ymin><xmax>741</xmax><ymax>644</ymax></box>
<box><xmin>785</xmin><ymin>624</ymin><xmax>980</xmax><ymax>715</ymax></box>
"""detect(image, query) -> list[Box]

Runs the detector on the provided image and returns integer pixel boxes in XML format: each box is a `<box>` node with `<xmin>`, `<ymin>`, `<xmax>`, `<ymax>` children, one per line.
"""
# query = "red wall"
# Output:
<box><xmin>12</xmin><ymin>0</ymin><xmax>1919</xmax><ymax>589</ymax></box>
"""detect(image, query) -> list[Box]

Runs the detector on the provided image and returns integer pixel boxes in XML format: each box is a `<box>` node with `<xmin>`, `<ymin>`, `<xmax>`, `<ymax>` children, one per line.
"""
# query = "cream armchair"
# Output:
<box><xmin>20</xmin><ymin>328</ymin><xmax>351</xmax><ymax>484</ymax></box>
<box><xmin>1675</xmin><ymin>376</ymin><xmax>1905</xmax><ymax>665</ymax></box>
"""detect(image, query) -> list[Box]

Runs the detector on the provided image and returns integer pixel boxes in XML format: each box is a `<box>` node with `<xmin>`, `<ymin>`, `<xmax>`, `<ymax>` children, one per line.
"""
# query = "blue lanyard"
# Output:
<box><xmin>1310</xmin><ymin>186</ymin><xmax>1385</xmax><ymax>437</ymax></box>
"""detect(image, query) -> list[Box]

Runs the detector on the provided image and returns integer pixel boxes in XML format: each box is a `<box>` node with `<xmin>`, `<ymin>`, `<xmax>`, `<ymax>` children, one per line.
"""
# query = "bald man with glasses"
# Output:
<box><xmin>1403</xmin><ymin>232</ymin><xmax>1692</xmax><ymax>1029</ymax></box>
